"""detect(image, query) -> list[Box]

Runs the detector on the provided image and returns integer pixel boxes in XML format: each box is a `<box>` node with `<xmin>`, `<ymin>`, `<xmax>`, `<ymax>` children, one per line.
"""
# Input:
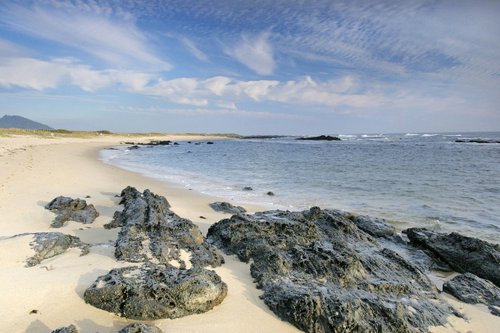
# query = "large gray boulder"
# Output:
<box><xmin>45</xmin><ymin>196</ymin><xmax>99</xmax><ymax>227</ymax></box>
<box><xmin>26</xmin><ymin>232</ymin><xmax>89</xmax><ymax>267</ymax></box>
<box><xmin>85</xmin><ymin>187</ymin><xmax>228</xmax><ymax>320</ymax></box>
<box><xmin>107</xmin><ymin>187</ymin><xmax>223</xmax><ymax>268</ymax></box>
<box><xmin>443</xmin><ymin>273</ymin><xmax>500</xmax><ymax>316</ymax></box>
<box><xmin>405</xmin><ymin>228</ymin><xmax>500</xmax><ymax>286</ymax></box>
<box><xmin>207</xmin><ymin>207</ymin><xmax>455</xmax><ymax>333</ymax></box>
<box><xmin>84</xmin><ymin>264</ymin><xmax>227</xmax><ymax>320</ymax></box>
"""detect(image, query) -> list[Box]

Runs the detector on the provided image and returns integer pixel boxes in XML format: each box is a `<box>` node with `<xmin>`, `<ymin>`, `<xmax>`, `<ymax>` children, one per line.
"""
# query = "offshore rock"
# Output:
<box><xmin>118</xmin><ymin>323</ymin><xmax>163</xmax><ymax>333</ymax></box>
<box><xmin>45</xmin><ymin>196</ymin><xmax>99</xmax><ymax>227</ymax></box>
<box><xmin>84</xmin><ymin>264</ymin><xmax>227</xmax><ymax>320</ymax></box>
<box><xmin>26</xmin><ymin>232</ymin><xmax>89</xmax><ymax>267</ymax></box>
<box><xmin>297</xmin><ymin>135</ymin><xmax>341</xmax><ymax>141</ymax></box>
<box><xmin>51</xmin><ymin>324</ymin><xmax>78</xmax><ymax>333</ymax></box>
<box><xmin>443</xmin><ymin>273</ymin><xmax>500</xmax><ymax>316</ymax></box>
<box><xmin>405</xmin><ymin>228</ymin><xmax>500</xmax><ymax>286</ymax></box>
<box><xmin>209</xmin><ymin>201</ymin><xmax>247</xmax><ymax>215</ymax></box>
<box><xmin>107</xmin><ymin>187</ymin><xmax>223</xmax><ymax>268</ymax></box>
<box><xmin>207</xmin><ymin>207</ymin><xmax>454</xmax><ymax>333</ymax></box>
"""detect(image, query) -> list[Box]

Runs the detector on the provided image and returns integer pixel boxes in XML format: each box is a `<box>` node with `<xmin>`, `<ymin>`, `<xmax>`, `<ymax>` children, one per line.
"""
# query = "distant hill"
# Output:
<box><xmin>0</xmin><ymin>115</ymin><xmax>53</xmax><ymax>130</ymax></box>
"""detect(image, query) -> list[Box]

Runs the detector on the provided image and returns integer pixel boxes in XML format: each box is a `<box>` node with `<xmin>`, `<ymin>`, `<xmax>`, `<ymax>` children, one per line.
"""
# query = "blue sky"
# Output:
<box><xmin>0</xmin><ymin>0</ymin><xmax>499</xmax><ymax>134</ymax></box>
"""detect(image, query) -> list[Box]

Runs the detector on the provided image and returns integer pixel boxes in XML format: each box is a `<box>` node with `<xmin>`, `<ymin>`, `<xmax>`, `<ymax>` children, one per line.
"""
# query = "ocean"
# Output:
<box><xmin>101</xmin><ymin>132</ymin><xmax>500</xmax><ymax>243</ymax></box>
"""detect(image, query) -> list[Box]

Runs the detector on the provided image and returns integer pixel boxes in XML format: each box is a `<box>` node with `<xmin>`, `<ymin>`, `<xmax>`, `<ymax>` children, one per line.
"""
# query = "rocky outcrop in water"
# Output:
<box><xmin>84</xmin><ymin>264</ymin><xmax>227</xmax><ymax>320</ymax></box>
<box><xmin>26</xmin><ymin>232</ymin><xmax>89</xmax><ymax>267</ymax></box>
<box><xmin>106</xmin><ymin>186</ymin><xmax>223</xmax><ymax>268</ymax></box>
<box><xmin>443</xmin><ymin>273</ymin><xmax>500</xmax><ymax>316</ymax></box>
<box><xmin>85</xmin><ymin>187</ymin><xmax>227</xmax><ymax>320</ymax></box>
<box><xmin>51</xmin><ymin>324</ymin><xmax>78</xmax><ymax>333</ymax></box>
<box><xmin>118</xmin><ymin>323</ymin><xmax>163</xmax><ymax>333</ymax></box>
<box><xmin>209</xmin><ymin>201</ymin><xmax>247</xmax><ymax>214</ymax></box>
<box><xmin>455</xmin><ymin>139</ymin><xmax>500</xmax><ymax>144</ymax></box>
<box><xmin>405</xmin><ymin>228</ymin><xmax>500</xmax><ymax>286</ymax></box>
<box><xmin>45</xmin><ymin>196</ymin><xmax>99</xmax><ymax>227</ymax></box>
<box><xmin>207</xmin><ymin>207</ymin><xmax>455</xmax><ymax>333</ymax></box>
<box><xmin>297</xmin><ymin>135</ymin><xmax>341</xmax><ymax>141</ymax></box>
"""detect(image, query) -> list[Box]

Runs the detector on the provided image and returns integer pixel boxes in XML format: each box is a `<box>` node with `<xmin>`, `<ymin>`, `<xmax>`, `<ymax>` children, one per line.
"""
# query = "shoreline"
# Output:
<box><xmin>0</xmin><ymin>135</ymin><xmax>498</xmax><ymax>332</ymax></box>
<box><xmin>0</xmin><ymin>135</ymin><xmax>299</xmax><ymax>333</ymax></box>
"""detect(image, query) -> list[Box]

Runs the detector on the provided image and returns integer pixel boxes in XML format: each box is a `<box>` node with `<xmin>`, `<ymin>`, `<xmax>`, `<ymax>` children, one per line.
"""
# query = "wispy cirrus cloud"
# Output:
<box><xmin>179</xmin><ymin>37</ymin><xmax>209</xmax><ymax>62</ymax></box>
<box><xmin>225</xmin><ymin>32</ymin><xmax>275</xmax><ymax>75</ymax></box>
<box><xmin>0</xmin><ymin>3</ymin><xmax>170</xmax><ymax>70</ymax></box>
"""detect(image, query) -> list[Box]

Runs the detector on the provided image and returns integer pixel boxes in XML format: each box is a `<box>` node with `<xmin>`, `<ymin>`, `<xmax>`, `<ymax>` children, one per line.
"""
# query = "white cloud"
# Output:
<box><xmin>225</xmin><ymin>32</ymin><xmax>275</xmax><ymax>75</ymax></box>
<box><xmin>0</xmin><ymin>57</ymin><xmax>154</xmax><ymax>92</ymax></box>
<box><xmin>180</xmin><ymin>37</ymin><xmax>209</xmax><ymax>62</ymax></box>
<box><xmin>0</xmin><ymin>54</ymin><xmax>469</xmax><ymax>119</ymax></box>
<box><xmin>203</xmin><ymin>76</ymin><xmax>231</xmax><ymax>96</ymax></box>
<box><xmin>0</xmin><ymin>4</ymin><xmax>170</xmax><ymax>70</ymax></box>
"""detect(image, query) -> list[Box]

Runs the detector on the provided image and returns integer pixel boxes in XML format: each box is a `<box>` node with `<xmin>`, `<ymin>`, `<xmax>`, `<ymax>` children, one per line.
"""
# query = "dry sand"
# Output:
<box><xmin>0</xmin><ymin>134</ymin><xmax>498</xmax><ymax>332</ymax></box>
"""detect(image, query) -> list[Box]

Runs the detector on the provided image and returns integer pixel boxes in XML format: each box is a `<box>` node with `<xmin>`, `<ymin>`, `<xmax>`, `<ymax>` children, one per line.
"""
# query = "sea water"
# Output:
<box><xmin>101</xmin><ymin>132</ymin><xmax>500</xmax><ymax>243</ymax></box>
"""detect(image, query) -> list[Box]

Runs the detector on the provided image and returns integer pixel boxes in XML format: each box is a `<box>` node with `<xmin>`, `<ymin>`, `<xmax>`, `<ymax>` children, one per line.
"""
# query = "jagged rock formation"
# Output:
<box><xmin>405</xmin><ymin>228</ymin><xmax>500</xmax><ymax>286</ymax></box>
<box><xmin>26</xmin><ymin>232</ymin><xmax>89</xmax><ymax>267</ymax></box>
<box><xmin>443</xmin><ymin>273</ymin><xmax>500</xmax><ymax>316</ymax></box>
<box><xmin>118</xmin><ymin>323</ymin><xmax>163</xmax><ymax>333</ymax></box>
<box><xmin>51</xmin><ymin>324</ymin><xmax>78</xmax><ymax>333</ymax></box>
<box><xmin>45</xmin><ymin>196</ymin><xmax>99</xmax><ymax>228</ymax></box>
<box><xmin>207</xmin><ymin>207</ymin><xmax>455</xmax><ymax>333</ymax></box>
<box><xmin>106</xmin><ymin>186</ymin><xmax>223</xmax><ymax>268</ymax></box>
<box><xmin>84</xmin><ymin>264</ymin><xmax>227</xmax><ymax>320</ymax></box>
<box><xmin>85</xmin><ymin>187</ymin><xmax>227</xmax><ymax>320</ymax></box>
<box><xmin>209</xmin><ymin>201</ymin><xmax>247</xmax><ymax>214</ymax></box>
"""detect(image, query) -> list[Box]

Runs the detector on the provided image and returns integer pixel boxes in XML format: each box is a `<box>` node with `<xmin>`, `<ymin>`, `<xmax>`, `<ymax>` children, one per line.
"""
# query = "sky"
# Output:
<box><xmin>0</xmin><ymin>0</ymin><xmax>499</xmax><ymax>134</ymax></box>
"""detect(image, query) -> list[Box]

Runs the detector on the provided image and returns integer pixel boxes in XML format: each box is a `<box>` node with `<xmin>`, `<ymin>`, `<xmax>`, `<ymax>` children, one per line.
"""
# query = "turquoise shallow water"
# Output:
<box><xmin>102</xmin><ymin>132</ymin><xmax>500</xmax><ymax>243</ymax></box>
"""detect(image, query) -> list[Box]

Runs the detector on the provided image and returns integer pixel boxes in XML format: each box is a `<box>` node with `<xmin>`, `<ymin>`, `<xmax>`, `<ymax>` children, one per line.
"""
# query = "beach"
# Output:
<box><xmin>0</xmin><ymin>134</ymin><xmax>498</xmax><ymax>333</ymax></box>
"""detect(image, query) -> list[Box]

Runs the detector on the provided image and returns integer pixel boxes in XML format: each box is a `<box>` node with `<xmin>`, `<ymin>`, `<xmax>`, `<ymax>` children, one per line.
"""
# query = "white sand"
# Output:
<box><xmin>0</xmin><ymin>134</ymin><xmax>497</xmax><ymax>333</ymax></box>
<box><xmin>0</xmin><ymin>134</ymin><xmax>299</xmax><ymax>333</ymax></box>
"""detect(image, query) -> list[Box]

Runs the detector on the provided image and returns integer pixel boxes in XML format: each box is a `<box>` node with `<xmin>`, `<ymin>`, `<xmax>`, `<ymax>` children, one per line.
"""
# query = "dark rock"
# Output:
<box><xmin>129</xmin><ymin>145</ymin><xmax>140</xmax><ymax>150</ymax></box>
<box><xmin>45</xmin><ymin>196</ymin><xmax>99</xmax><ymax>228</ymax></box>
<box><xmin>405</xmin><ymin>228</ymin><xmax>500</xmax><ymax>286</ymax></box>
<box><xmin>26</xmin><ymin>232</ymin><xmax>89</xmax><ymax>267</ymax></box>
<box><xmin>51</xmin><ymin>324</ymin><xmax>78</xmax><ymax>333</ymax></box>
<box><xmin>297</xmin><ymin>135</ymin><xmax>341</xmax><ymax>141</ymax></box>
<box><xmin>84</xmin><ymin>264</ymin><xmax>227</xmax><ymax>320</ymax></box>
<box><xmin>118</xmin><ymin>323</ymin><xmax>163</xmax><ymax>333</ymax></box>
<box><xmin>173</xmin><ymin>142</ymin><xmax>179</xmax><ymax>145</ymax></box>
<box><xmin>266</xmin><ymin>191</ymin><xmax>275</xmax><ymax>196</ymax></box>
<box><xmin>149</xmin><ymin>140</ymin><xmax>171</xmax><ymax>146</ymax></box>
<box><xmin>106</xmin><ymin>187</ymin><xmax>223</xmax><ymax>268</ymax></box>
<box><xmin>242</xmin><ymin>186</ymin><xmax>253</xmax><ymax>191</ymax></box>
<box><xmin>443</xmin><ymin>273</ymin><xmax>500</xmax><ymax>316</ymax></box>
<box><xmin>199</xmin><ymin>216</ymin><xmax>206</xmax><ymax>219</ymax></box>
<box><xmin>344</xmin><ymin>213</ymin><xmax>396</xmax><ymax>238</ymax></box>
<box><xmin>209</xmin><ymin>202</ymin><xmax>247</xmax><ymax>215</ymax></box>
<box><xmin>207</xmin><ymin>208</ymin><xmax>455</xmax><ymax>333</ymax></box>
<box><xmin>207</xmin><ymin>141</ymin><xmax>214</xmax><ymax>144</ymax></box>
<box><xmin>455</xmin><ymin>139</ymin><xmax>500</xmax><ymax>144</ymax></box>
<box><xmin>29</xmin><ymin>309</ymin><xmax>38</xmax><ymax>314</ymax></box>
